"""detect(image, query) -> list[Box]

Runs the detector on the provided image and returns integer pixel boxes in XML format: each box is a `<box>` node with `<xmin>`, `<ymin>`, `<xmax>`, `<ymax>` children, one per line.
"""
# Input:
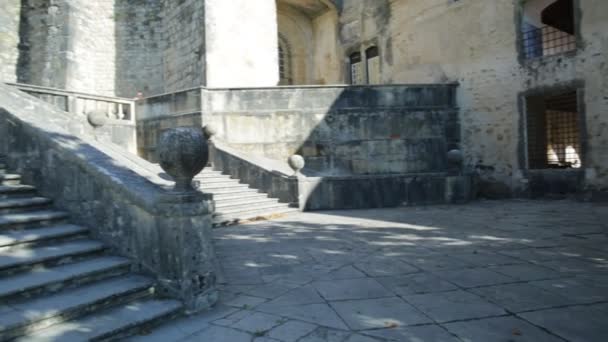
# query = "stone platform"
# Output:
<box><xmin>133</xmin><ymin>199</ymin><xmax>608</xmax><ymax>341</ymax></box>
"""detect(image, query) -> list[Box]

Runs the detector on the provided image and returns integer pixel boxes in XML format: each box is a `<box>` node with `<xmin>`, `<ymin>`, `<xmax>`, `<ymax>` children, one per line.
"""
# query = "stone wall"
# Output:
<box><xmin>0</xmin><ymin>0</ymin><xmax>21</xmax><ymax>82</ymax></box>
<box><xmin>114</xmin><ymin>0</ymin><xmax>164</xmax><ymax>97</ymax></box>
<box><xmin>203</xmin><ymin>85</ymin><xmax>458</xmax><ymax>176</ymax></box>
<box><xmin>205</xmin><ymin>0</ymin><xmax>278</xmax><ymax>87</ymax></box>
<box><xmin>16</xmin><ymin>0</ymin><xmax>117</xmax><ymax>95</ymax></box>
<box><xmin>161</xmin><ymin>0</ymin><xmax>205</xmax><ymax>92</ymax></box>
<box><xmin>366</xmin><ymin>0</ymin><xmax>608</xmax><ymax>195</ymax></box>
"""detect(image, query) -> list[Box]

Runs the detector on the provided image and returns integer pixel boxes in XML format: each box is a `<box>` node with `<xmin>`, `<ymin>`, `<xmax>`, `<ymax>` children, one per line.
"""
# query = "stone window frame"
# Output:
<box><xmin>518</xmin><ymin>81</ymin><xmax>588</xmax><ymax>171</ymax></box>
<box><xmin>515</xmin><ymin>0</ymin><xmax>584</xmax><ymax>64</ymax></box>
<box><xmin>345</xmin><ymin>40</ymin><xmax>382</xmax><ymax>85</ymax></box>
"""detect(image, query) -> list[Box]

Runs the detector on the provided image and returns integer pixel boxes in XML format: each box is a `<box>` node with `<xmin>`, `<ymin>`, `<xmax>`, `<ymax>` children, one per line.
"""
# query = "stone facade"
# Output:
<box><xmin>2</xmin><ymin>0</ymin><xmax>607</xmax><ymax>195</ymax></box>
<box><xmin>114</xmin><ymin>0</ymin><xmax>164</xmax><ymax>97</ymax></box>
<box><xmin>16</xmin><ymin>0</ymin><xmax>117</xmax><ymax>95</ymax></box>
<box><xmin>0</xmin><ymin>0</ymin><xmax>20</xmax><ymax>83</ymax></box>
<box><xmin>366</xmin><ymin>0</ymin><xmax>608</xmax><ymax>195</ymax></box>
<box><xmin>161</xmin><ymin>0</ymin><xmax>205</xmax><ymax>93</ymax></box>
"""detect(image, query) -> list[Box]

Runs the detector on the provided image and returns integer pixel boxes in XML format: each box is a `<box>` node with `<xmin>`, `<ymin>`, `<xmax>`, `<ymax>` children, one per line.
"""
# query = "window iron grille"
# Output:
<box><xmin>526</xmin><ymin>91</ymin><xmax>582</xmax><ymax>169</ymax></box>
<box><xmin>522</xmin><ymin>25</ymin><xmax>576</xmax><ymax>60</ymax></box>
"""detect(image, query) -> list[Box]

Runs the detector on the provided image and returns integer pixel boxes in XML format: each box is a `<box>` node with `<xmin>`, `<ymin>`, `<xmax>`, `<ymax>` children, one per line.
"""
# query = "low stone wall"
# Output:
<box><xmin>0</xmin><ymin>83</ymin><xmax>217</xmax><ymax>312</ymax></box>
<box><xmin>7</xmin><ymin>83</ymin><xmax>138</xmax><ymax>154</ymax></box>
<box><xmin>299</xmin><ymin>174</ymin><xmax>473</xmax><ymax>210</ymax></box>
<box><xmin>203</xmin><ymin>84</ymin><xmax>459</xmax><ymax>175</ymax></box>
<box><xmin>209</xmin><ymin>142</ymin><xmax>473</xmax><ymax>211</ymax></box>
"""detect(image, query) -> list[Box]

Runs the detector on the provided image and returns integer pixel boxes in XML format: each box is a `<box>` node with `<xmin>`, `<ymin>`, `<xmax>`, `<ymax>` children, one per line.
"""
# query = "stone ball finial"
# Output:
<box><xmin>447</xmin><ymin>149</ymin><xmax>463</xmax><ymax>165</ymax></box>
<box><xmin>87</xmin><ymin>110</ymin><xmax>108</xmax><ymax>128</ymax></box>
<box><xmin>158</xmin><ymin>127</ymin><xmax>209</xmax><ymax>192</ymax></box>
<box><xmin>288</xmin><ymin>155</ymin><xmax>305</xmax><ymax>176</ymax></box>
<box><xmin>202</xmin><ymin>124</ymin><xmax>217</xmax><ymax>141</ymax></box>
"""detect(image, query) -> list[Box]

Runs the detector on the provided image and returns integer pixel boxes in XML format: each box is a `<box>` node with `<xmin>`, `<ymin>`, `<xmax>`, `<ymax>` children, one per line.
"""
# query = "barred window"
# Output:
<box><xmin>278</xmin><ymin>35</ymin><xmax>292</xmax><ymax>85</ymax></box>
<box><xmin>349</xmin><ymin>52</ymin><xmax>364</xmax><ymax>85</ymax></box>
<box><xmin>521</xmin><ymin>0</ymin><xmax>577</xmax><ymax>60</ymax></box>
<box><xmin>526</xmin><ymin>90</ymin><xmax>582</xmax><ymax>169</ymax></box>
<box><xmin>366</xmin><ymin>46</ymin><xmax>380</xmax><ymax>84</ymax></box>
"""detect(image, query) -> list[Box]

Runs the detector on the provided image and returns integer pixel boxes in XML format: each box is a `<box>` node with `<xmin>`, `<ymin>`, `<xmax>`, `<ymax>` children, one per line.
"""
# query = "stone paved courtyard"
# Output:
<box><xmin>132</xmin><ymin>200</ymin><xmax>608</xmax><ymax>342</ymax></box>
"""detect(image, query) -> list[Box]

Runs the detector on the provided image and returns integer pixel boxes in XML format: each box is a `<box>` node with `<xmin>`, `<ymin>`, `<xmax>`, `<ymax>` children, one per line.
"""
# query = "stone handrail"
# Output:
<box><xmin>6</xmin><ymin>82</ymin><xmax>136</xmax><ymax>123</ymax></box>
<box><xmin>0</xmin><ymin>83</ymin><xmax>216</xmax><ymax>313</ymax></box>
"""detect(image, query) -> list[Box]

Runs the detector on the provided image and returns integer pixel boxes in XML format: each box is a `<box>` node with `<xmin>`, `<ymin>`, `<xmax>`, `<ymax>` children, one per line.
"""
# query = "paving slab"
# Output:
<box><xmin>353</xmin><ymin>257</ymin><xmax>420</xmax><ymax>277</ymax></box>
<box><xmin>489</xmin><ymin>263</ymin><xmax>563</xmax><ymax>281</ymax></box>
<box><xmin>128</xmin><ymin>305</ymin><xmax>238</xmax><ymax>341</ymax></box>
<box><xmin>363</xmin><ymin>324</ymin><xmax>460</xmax><ymax>342</ymax></box>
<box><xmin>256</xmin><ymin>303</ymin><xmax>348</xmax><ymax>330</ymax></box>
<box><xmin>224</xmin><ymin>294</ymin><xmax>268</xmax><ymax>309</ymax></box>
<box><xmin>297</xmin><ymin>327</ymin><xmax>352</xmax><ymax>342</ymax></box>
<box><xmin>519</xmin><ymin>305</ymin><xmax>608</xmax><ymax>342</ymax></box>
<box><xmin>229</xmin><ymin>312</ymin><xmax>285</xmax><ymax>334</ymax></box>
<box><xmin>444</xmin><ymin>316</ymin><xmax>564</xmax><ymax>342</ymax></box>
<box><xmin>181</xmin><ymin>325</ymin><xmax>252</xmax><ymax>342</ymax></box>
<box><xmin>403</xmin><ymin>290</ymin><xmax>506</xmax><ymax>323</ymax></box>
<box><xmin>375</xmin><ymin>273</ymin><xmax>458</xmax><ymax>295</ymax></box>
<box><xmin>530</xmin><ymin>277</ymin><xmax>608</xmax><ymax>304</ymax></box>
<box><xmin>312</xmin><ymin>278</ymin><xmax>393</xmax><ymax>301</ymax></box>
<box><xmin>267</xmin><ymin>320</ymin><xmax>318</xmax><ymax>342</ymax></box>
<box><xmin>330</xmin><ymin>297</ymin><xmax>431</xmax><ymax>330</ymax></box>
<box><xmin>433</xmin><ymin>268</ymin><xmax>516</xmax><ymax>288</ymax></box>
<box><xmin>470</xmin><ymin>283</ymin><xmax>574</xmax><ymax>313</ymax></box>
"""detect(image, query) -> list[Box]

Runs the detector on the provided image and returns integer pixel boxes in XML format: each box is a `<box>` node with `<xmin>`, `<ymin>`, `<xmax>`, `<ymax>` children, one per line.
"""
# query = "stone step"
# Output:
<box><xmin>0</xmin><ymin>275</ymin><xmax>154</xmax><ymax>340</ymax></box>
<box><xmin>199</xmin><ymin>182</ymin><xmax>251</xmax><ymax>191</ymax></box>
<box><xmin>214</xmin><ymin>192</ymin><xmax>275</xmax><ymax>206</ymax></box>
<box><xmin>213</xmin><ymin>206</ymin><xmax>298</xmax><ymax>227</ymax></box>
<box><xmin>196</xmin><ymin>177</ymin><xmax>240</xmax><ymax>185</ymax></box>
<box><xmin>211</xmin><ymin>189</ymin><xmax>265</xmax><ymax>201</ymax></box>
<box><xmin>0</xmin><ymin>185</ymin><xmax>36</xmax><ymax>200</ymax></box>
<box><xmin>204</xmin><ymin>187</ymin><xmax>261</xmax><ymax>196</ymax></box>
<box><xmin>0</xmin><ymin>239</ymin><xmax>106</xmax><ymax>276</ymax></box>
<box><xmin>0</xmin><ymin>174</ymin><xmax>21</xmax><ymax>186</ymax></box>
<box><xmin>215</xmin><ymin>201</ymin><xmax>292</xmax><ymax>216</ymax></box>
<box><xmin>0</xmin><ymin>256</ymin><xmax>131</xmax><ymax>302</ymax></box>
<box><xmin>0</xmin><ymin>210</ymin><xmax>69</xmax><ymax>230</ymax></box>
<box><xmin>17</xmin><ymin>298</ymin><xmax>183</xmax><ymax>342</ymax></box>
<box><xmin>215</xmin><ymin>197</ymin><xmax>281</xmax><ymax>211</ymax></box>
<box><xmin>0</xmin><ymin>224</ymin><xmax>88</xmax><ymax>249</ymax></box>
<box><xmin>0</xmin><ymin>197</ymin><xmax>52</xmax><ymax>214</ymax></box>
<box><xmin>198</xmin><ymin>180</ymin><xmax>248</xmax><ymax>189</ymax></box>
<box><xmin>194</xmin><ymin>172</ymin><xmax>231</xmax><ymax>179</ymax></box>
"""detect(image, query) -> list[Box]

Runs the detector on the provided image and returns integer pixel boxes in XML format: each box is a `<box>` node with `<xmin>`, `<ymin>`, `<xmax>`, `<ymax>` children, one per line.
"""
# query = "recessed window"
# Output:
<box><xmin>365</xmin><ymin>46</ymin><xmax>380</xmax><ymax>85</ymax></box>
<box><xmin>349</xmin><ymin>52</ymin><xmax>364</xmax><ymax>85</ymax></box>
<box><xmin>278</xmin><ymin>35</ymin><xmax>292</xmax><ymax>85</ymax></box>
<box><xmin>525</xmin><ymin>90</ymin><xmax>582</xmax><ymax>169</ymax></box>
<box><xmin>521</xmin><ymin>0</ymin><xmax>577</xmax><ymax>60</ymax></box>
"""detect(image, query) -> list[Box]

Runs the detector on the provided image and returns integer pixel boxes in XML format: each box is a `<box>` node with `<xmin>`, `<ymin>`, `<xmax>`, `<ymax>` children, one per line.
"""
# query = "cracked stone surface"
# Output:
<box><xmin>130</xmin><ymin>200</ymin><xmax>608</xmax><ymax>341</ymax></box>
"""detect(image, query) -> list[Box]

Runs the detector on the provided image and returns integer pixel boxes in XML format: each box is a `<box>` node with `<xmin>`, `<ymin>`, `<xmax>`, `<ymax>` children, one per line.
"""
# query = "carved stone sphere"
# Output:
<box><xmin>447</xmin><ymin>149</ymin><xmax>463</xmax><ymax>165</ymax></box>
<box><xmin>202</xmin><ymin>124</ymin><xmax>217</xmax><ymax>140</ymax></box>
<box><xmin>158</xmin><ymin>127</ymin><xmax>209</xmax><ymax>191</ymax></box>
<box><xmin>288</xmin><ymin>155</ymin><xmax>305</xmax><ymax>175</ymax></box>
<box><xmin>87</xmin><ymin>110</ymin><xmax>108</xmax><ymax>127</ymax></box>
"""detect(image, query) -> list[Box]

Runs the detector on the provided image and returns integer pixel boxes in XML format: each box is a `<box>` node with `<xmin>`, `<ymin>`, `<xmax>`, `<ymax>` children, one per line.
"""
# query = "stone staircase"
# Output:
<box><xmin>0</xmin><ymin>159</ymin><xmax>183</xmax><ymax>341</ymax></box>
<box><xmin>196</xmin><ymin>168</ymin><xmax>298</xmax><ymax>227</ymax></box>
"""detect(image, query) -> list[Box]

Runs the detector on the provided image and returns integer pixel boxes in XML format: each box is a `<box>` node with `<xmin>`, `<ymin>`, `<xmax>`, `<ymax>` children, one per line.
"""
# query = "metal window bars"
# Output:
<box><xmin>522</xmin><ymin>25</ymin><xmax>576</xmax><ymax>60</ymax></box>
